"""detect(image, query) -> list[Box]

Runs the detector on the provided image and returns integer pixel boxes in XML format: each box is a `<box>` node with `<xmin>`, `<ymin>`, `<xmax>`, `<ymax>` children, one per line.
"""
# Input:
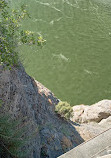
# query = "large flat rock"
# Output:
<box><xmin>97</xmin><ymin>154</ymin><xmax>111</xmax><ymax>158</ymax></box>
<box><xmin>58</xmin><ymin>128</ymin><xmax>111</xmax><ymax>158</ymax></box>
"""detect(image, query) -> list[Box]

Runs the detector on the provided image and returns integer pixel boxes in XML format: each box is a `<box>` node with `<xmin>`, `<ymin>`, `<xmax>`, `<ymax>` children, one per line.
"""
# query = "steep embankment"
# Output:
<box><xmin>0</xmin><ymin>65</ymin><xmax>84</xmax><ymax>158</ymax></box>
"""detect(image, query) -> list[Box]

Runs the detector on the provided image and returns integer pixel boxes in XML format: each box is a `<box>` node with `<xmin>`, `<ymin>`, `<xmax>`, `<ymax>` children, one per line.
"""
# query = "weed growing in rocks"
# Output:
<box><xmin>55</xmin><ymin>101</ymin><xmax>73</xmax><ymax>120</ymax></box>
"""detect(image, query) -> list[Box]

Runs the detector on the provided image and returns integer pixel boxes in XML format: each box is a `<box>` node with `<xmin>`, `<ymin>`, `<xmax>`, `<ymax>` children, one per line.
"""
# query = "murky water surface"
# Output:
<box><xmin>11</xmin><ymin>0</ymin><xmax>111</xmax><ymax>105</ymax></box>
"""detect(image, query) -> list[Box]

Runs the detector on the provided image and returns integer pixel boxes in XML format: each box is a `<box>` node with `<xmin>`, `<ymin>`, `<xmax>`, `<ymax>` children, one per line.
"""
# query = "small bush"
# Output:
<box><xmin>55</xmin><ymin>101</ymin><xmax>73</xmax><ymax>120</ymax></box>
<box><xmin>0</xmin><ymin>113</ymin><xmax>36</xmax><ymax>158</ymax></box>
<box><xmin>0</xmin><ymin>0</ymin><xmax>46</xmax><ymax>68</ymax></box>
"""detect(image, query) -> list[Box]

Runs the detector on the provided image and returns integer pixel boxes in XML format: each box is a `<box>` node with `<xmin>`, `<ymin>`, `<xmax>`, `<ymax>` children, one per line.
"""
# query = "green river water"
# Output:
<box><xmin>11</xmin><ymin>0</ymin><xmax>111</xmax><ymax>105</ymax></box>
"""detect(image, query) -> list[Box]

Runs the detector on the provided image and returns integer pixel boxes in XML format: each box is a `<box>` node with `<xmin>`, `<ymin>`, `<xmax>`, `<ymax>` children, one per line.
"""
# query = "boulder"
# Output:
<box><xmin>71</xmin><ymin>100</ymin><xmax>111</xmax><ymax>123</ymax></box>
<box><xmin>71</xmin><ymin>100</ymin><xmax>111</xmax><ymax>142</ymax></box>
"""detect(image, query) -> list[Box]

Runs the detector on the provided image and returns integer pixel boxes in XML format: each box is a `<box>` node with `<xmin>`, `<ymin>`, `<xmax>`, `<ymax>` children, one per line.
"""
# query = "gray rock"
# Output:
<box><xmin>72</xmin><ymin>100</ymin><xmax>111</xmax><ymax>123</ymax></box>
<box><xmin>71</xmin><ymin>100</ymin><xmax>111</xmax><ymax>142</ymax></box>
<box><xmin>0</xmin><ymin>65</ymin><xmax>84</xmax><ymax>158</ymax></box>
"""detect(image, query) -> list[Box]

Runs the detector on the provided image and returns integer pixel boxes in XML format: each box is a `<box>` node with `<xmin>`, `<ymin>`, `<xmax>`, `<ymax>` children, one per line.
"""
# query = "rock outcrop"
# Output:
<box><xmin>72</xmin><ymin>100</ymin><xmax>111</xmax><ymax>123</ymax></box>
<box><xmin>71</xmin><ymin>100</ymin><xmax>111</xmax><ymax>141</ymax></box>
<box><xmin>1</xmin><ymin>64</ymin><xmax>111</xmax><ymax>158</ymax></box>
<box><xmin>0</xmin><ymin>65</ymin><xmax>84</xmax><ymax>158</ymax></box>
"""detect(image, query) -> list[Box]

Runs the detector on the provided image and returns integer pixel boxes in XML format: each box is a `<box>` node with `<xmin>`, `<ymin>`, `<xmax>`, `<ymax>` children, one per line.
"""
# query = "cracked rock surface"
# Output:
<box><xmin>0</xmin><ymin>65</ymin><xmax>84</xmax><ymax>158</ymax></box>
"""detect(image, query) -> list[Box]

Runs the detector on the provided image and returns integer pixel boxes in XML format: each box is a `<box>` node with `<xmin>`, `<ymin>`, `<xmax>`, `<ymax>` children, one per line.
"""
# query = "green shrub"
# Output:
<box><xmin>0</xmin><ymin>0</ymin><xmax>46</xmax><ymax>68</ymax></box>
<box><xmin>55</xmin><ymin>101</ymin><xmax>73</xmax><ymax>120</ymax></box>
<box><xmin>0</xmin><ymin>113</ymin><xmax>36</xmax><ymax>158</ymax></box>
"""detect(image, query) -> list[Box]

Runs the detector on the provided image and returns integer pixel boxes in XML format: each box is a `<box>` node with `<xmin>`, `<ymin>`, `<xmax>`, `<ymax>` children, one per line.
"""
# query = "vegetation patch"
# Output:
<box><xmin>0</xmin><ymin>0</ymin><xmax>46</xmax><ymax>69</ymax></box>
<box><xmin>0</xmin><ymin>114</ymin><xmax>29</xmax><ymax>157</ymax></box>
<box><xmin>55</xmin><ymin>101</ymin><xmax>73</xmax><ymax>120</ymax></box>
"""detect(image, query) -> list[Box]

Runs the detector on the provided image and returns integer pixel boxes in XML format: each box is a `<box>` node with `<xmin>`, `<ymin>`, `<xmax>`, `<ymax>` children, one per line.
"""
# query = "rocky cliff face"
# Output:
<box><xmin>0</xmin><ymin>65</ymin><xmax>84</xmax><ymax>158</ymax></box>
